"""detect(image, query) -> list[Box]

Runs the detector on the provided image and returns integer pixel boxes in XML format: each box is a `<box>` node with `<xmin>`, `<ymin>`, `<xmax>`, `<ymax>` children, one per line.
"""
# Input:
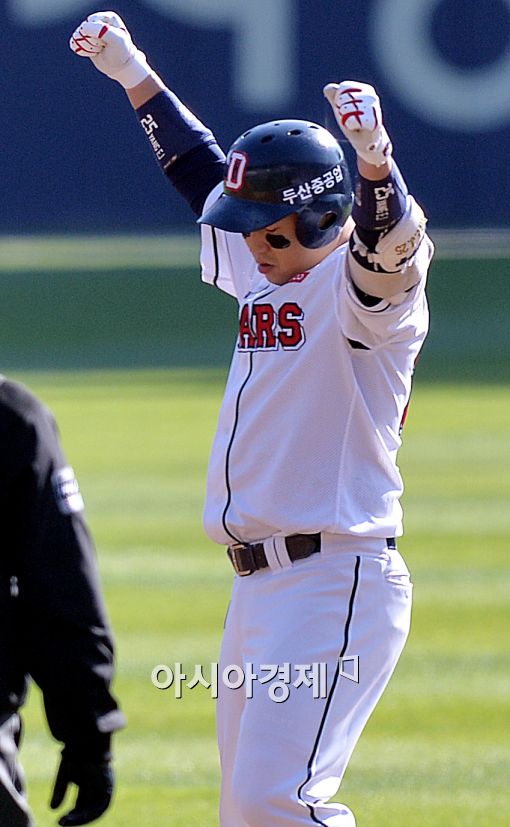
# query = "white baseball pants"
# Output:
<box><xmin>217</xmin><ymin>534</ymin><xmax>412</xmax><ymax>827</ymax></box>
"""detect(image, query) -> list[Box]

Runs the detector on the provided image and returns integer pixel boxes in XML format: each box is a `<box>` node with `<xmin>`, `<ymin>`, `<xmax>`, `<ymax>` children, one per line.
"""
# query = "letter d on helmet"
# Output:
<box><xmin>198</xmin><ymin>120</ymin><xmax>353</xmax><ymax>249</ymax></box>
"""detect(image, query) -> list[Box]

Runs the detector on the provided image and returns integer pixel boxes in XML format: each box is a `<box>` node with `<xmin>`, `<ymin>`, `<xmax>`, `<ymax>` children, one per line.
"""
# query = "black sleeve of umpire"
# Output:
<box><xmin>0</xmin><ymin>380</ymin><xmax>125</xmax><ymax>755</ymax></box>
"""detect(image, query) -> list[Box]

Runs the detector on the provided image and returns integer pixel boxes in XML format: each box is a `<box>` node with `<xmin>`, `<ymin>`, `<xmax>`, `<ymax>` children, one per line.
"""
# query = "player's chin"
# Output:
<box><xmin>266</xmin><ymin>272</ymin><xmax>291</xmax><ymax>285</ymax></box>
<box><xmin>260</xmin><ymin>264</ymin><xmax>294</xmax><ymax>285</ymax></box>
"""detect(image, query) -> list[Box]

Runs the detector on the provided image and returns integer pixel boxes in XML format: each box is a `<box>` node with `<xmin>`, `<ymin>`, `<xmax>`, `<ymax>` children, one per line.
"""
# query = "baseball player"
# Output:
<box><xmin>70</xmin><ymin>12</ymin><xmax>433</xmax><ymax>826</ymax></box>
<box><xmin>0</xmin><ymin>378</ymin><xmax>125</xmax><ymax>827</ymax></box>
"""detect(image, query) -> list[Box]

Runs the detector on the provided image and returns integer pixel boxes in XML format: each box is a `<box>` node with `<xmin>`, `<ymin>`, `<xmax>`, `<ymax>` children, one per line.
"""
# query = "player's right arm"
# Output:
<box><xmin>70</xmin><ymin>11</ymin><xmax>225</xmax><ymax>216</ymax></box>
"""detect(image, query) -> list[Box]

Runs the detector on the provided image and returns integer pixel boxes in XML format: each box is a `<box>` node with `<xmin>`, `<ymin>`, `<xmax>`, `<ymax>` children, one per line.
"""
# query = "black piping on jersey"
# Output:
<box><xmin>352</xmin><ymin>279</ymin><xmax>382</xmax><ymax>308</ymax></box>
<box><xmin>211</xmin><ymin>227</ymin><xmax>220</xmax><ymax>287</ymax></box>
<box><xmin>296</xmin><ymin>555</ymin><xmax>361</xmax><ymax>825</ymax></box>
<box><xmin>221</xmin><ymin>283</ymin><xmax>278</xmax><ymax>541</ymax></box>
<box><xmin>221</xmin><ymin>352</ymin><xmax>254</xmax><ymax>543</ymax></box>
<box><xmin>347</xmin><ymin>338</ymin><xmax>370</xmax><ymax>350</ymax></box>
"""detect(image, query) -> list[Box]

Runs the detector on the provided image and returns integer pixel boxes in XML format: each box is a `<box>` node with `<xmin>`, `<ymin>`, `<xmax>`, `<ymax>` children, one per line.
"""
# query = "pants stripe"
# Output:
<box><xmin>296</xmin><ymin>555</ymin><xmax>361</xmax><ymax>824</ymax></box>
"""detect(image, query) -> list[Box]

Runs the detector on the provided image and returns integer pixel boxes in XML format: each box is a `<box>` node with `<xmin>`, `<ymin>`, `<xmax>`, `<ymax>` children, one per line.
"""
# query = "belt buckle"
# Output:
<box><xmin>228</xmin><ymin>543</ymin><xmax>255</xmax><ymax>577</ymax></box>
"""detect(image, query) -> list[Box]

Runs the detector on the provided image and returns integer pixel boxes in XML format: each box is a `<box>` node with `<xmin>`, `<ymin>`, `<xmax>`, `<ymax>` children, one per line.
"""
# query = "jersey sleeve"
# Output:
<box><xmin>200</xmin><ymin>183</ymin><xmax>256</xmax><ymax>302</ymax></box>
<box><xmin>0</xmin><ymin>380</ymin><xmax>125</xmax><ymax>751</ymax></box>
<box><xmin>339</xmin><ymin>233</ymin><xmax>434</xmax><ymax>347</ymax></box>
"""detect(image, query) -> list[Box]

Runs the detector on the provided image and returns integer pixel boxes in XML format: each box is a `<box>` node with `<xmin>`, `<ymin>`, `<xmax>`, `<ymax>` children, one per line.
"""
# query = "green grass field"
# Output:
<box><xmin>9</xmin><ymin>369</ymin><xmax>509</xmax><ymax>827</ymax></box>
<box><xmin>1</xmin><ymin>235</ymin><xmax>509</xmax><ymax>826</ymax></box>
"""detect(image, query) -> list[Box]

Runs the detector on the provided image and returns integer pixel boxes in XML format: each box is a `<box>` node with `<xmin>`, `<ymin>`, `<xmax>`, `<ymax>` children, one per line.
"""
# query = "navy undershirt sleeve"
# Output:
<box><xmin>136</xmin><ymin>90</ymin><xmax>226</xmax><ymax>215</ymax></box>
<box><xmin>166</xmin><ymin>143</ymin><xmax>225</xmax><ymax>216</ymax></box>
<box><xmin>349</xmin><ymin>163</ymin><xmax>410</xmax><ymax>304</ymax></box>
<box><xmin>352</xmin><ymin>161</ymin><xmax>408</xmax><ymax>250</ymax></box>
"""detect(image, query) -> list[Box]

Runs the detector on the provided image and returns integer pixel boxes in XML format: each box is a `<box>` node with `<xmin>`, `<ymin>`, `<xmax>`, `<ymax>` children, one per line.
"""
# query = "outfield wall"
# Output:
<box><xmin>1</xmin><ymin>1</ymin><xmax>509</xmax><ymax>231</ymax></box>
<box><xmin>0</xmin><ymin>234</ymin><xmax>508</xmax><ymax>381</ymax></box>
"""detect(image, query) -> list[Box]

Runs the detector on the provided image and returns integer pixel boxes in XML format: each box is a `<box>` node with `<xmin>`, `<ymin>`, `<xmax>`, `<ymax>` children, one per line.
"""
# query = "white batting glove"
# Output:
<box><xmin>324</xmin><ymin>81</ymin><xmax>392</xmax><ymax>167</ymax></box>
<box><xmin>69</xmin><ymin>11</ymin><xmax>153</xmax><ymax>89</ymax></box>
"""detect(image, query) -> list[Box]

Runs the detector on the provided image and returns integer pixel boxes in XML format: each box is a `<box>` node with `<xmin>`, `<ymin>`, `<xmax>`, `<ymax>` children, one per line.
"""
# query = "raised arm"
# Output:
<box><xmin>70</xmin><ymin>11</ymin><xmax>225</xmax><ymax>216</ymax></box>
<box><xmin>324</xmin><ymin>81</ymin><xmax>428</xmax><ymax>305</ymax></box>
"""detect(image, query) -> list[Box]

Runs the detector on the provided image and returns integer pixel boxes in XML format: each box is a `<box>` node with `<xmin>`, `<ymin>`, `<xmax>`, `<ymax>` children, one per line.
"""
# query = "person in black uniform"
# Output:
<box><xmin>0</xmin><ymin>377</ymin><xmax>125</xmax><ymax>827</ymax></box>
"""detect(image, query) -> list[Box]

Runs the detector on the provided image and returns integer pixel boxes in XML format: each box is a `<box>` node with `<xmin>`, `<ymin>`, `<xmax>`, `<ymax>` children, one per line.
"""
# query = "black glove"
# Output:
<box><xmin>50</xmin><ymin>748</ymin><xmax>114</xmax><ymax>826</ymax></box>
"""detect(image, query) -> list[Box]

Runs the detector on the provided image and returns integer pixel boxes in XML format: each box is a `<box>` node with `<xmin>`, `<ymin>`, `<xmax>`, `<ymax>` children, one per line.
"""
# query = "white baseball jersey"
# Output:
<box><xmin>200</xmin><ymin>184</ymin><xmax>433</xmax><ymax>546</ymax></box>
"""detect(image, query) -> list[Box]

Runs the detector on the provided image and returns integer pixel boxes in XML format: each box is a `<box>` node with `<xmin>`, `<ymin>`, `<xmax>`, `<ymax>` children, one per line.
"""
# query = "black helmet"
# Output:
<box><xmin>198</xmin><ymin>119</ymin><xmax>353</xmax><ymax>249</ymax></box>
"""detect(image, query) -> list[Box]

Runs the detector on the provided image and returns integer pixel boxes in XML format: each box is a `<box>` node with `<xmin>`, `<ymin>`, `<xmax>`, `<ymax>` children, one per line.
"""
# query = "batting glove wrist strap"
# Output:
<box><xmin>110</xmin><ymin>49</ymin><xmax>152</xmax><ymax>89</ymax></box>
<box><xmin>324</xmin><ymin>81</ymin><xmax>392</xmax><ymax>167</ymax></box>
<box><xmin>70</xmin><ymin>11</ymin><xmax>154</xmax><ymax>89</ymax></box>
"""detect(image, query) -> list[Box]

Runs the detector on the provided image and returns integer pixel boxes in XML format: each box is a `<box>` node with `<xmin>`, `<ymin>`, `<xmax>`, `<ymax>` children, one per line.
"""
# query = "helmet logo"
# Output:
<box><xmin>226</xmin><ymin>151</ymin><xmax>248</xmax><ymax>191</ymax></box>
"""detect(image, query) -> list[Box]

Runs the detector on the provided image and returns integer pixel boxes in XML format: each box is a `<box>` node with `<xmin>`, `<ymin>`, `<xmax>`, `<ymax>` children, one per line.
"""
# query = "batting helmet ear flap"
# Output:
<box><xmin>318</xmin><ymin>211</ymin><xmax>339</xmax><ymax>230</ymax></box>
<box><xmin>295</xmin><ymin>191</ymin><xmax>353</xmax><ymax>249</ymax></box>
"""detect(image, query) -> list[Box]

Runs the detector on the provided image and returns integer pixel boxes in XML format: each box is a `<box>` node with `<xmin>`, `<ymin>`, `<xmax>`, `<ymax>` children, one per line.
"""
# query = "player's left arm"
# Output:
<box><xmin>324</xmin><ymin>81</ymin><xmax>430</xmax><ymax>305</ymax></box>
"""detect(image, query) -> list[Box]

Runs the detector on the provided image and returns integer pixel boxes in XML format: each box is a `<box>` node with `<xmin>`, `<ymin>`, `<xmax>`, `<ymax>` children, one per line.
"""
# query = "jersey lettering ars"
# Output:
<box><xmin>238</xmin><ymin>301</ymin><xmax>305</xmax><ymax>351</ymax></box>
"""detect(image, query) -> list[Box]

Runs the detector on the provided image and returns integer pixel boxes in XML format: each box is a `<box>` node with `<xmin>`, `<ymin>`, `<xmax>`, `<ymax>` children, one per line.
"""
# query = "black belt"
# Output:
<box><xmin>227</xmin><ymin>534</ymin><xmax>397</xmax><ymax>576</ymax></box>
<box><xmin>227</xmin><ymin>533</ymin><xmax>321</xmax><ymax>576</ymax></box>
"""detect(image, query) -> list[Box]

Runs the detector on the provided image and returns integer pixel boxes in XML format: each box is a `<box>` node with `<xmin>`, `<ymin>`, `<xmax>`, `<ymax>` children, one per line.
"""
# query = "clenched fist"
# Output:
<box><xmin>324</xmin><ymin>81</ymin><xmax>392</xmax><ymax>167</ymax></box>
<box><xmin>70</xmin><ymin>11</ymin><xmax>152</xmax><ymax>89</ymax></box>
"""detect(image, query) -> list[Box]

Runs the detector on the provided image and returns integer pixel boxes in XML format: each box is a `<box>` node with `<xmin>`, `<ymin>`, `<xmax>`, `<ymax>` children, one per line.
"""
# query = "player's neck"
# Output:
<box><xmin>338</xmin><ymin>216</ymin><xmax>355</xmax><ymax>247</ymax></box>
